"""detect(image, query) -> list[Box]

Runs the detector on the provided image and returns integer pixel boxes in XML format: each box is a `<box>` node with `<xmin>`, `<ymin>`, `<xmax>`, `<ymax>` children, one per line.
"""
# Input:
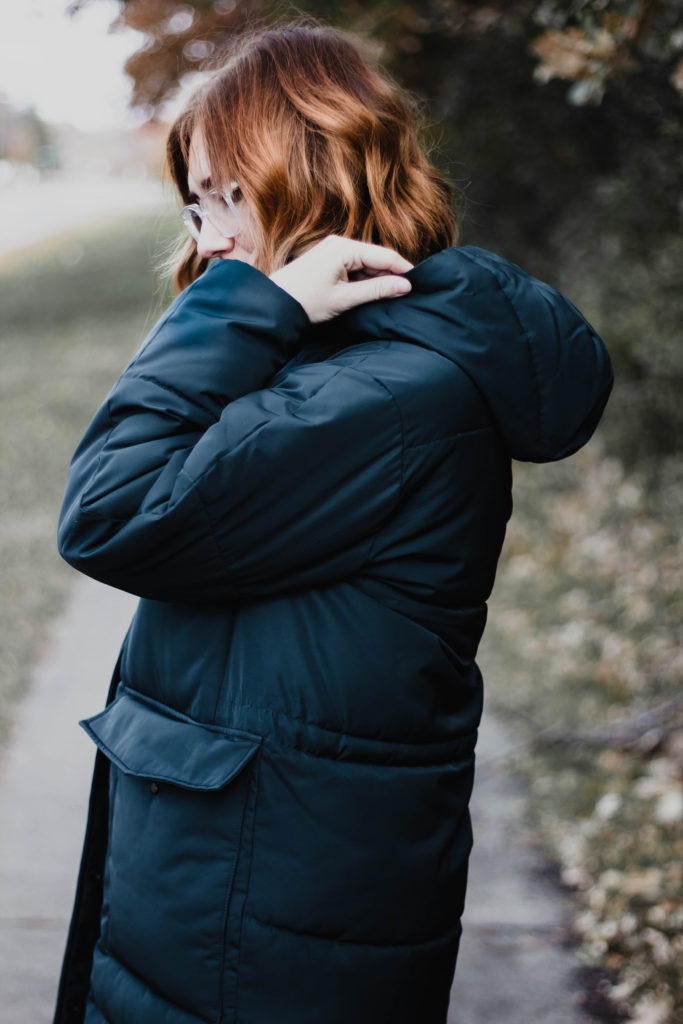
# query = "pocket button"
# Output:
<box><xmin>149</xmin><ymin>781</ymin><xmax>160</xmax><ymax>795</ymax></box>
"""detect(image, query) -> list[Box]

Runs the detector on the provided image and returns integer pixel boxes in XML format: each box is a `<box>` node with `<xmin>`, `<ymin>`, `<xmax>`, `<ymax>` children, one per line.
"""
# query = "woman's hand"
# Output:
<box><xmin>268</xmin><ymin>235</ymin><xmax>413</xmax><ymax>323</ymax></box>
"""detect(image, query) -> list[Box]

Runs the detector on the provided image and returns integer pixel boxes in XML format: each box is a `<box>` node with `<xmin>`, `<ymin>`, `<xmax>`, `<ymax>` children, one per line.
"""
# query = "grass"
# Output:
<box><xmin>0</xmin><ymin>211</ymin><xmax>178</xmax><ymax>748</ymax></box>
<box><xmin>479</xmin><ymin>443</ymin><xmax>683</xmax><ymax>1024</ymax></box>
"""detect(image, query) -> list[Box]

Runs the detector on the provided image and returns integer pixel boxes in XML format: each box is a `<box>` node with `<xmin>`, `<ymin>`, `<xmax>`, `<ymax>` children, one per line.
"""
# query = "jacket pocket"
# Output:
<box><xmin>80</xmin><ymin>688</ymin><xmax>261</xmax><ymax>1023</ymax></box>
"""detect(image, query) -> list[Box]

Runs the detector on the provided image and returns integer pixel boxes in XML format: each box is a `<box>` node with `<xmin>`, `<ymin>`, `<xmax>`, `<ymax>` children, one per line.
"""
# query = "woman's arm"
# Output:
<box><xmin>58</xmin><ymin>255</ymin><xmax>405</xmax><ymax>603</ymax></box>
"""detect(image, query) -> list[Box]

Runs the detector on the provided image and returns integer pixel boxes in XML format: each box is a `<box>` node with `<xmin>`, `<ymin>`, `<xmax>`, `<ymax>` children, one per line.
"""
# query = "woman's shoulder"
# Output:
<box><xmin>275</xmin><ymin>336</ymin><xmax>492</xmax><ymax>446</ymax></box>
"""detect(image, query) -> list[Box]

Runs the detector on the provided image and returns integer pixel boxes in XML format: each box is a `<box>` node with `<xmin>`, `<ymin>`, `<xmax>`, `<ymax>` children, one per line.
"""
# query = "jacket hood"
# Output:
<box><xmin>320</xmin><ymin>245</ymin><xmax>613</xmax><ymax>463</ymax></box>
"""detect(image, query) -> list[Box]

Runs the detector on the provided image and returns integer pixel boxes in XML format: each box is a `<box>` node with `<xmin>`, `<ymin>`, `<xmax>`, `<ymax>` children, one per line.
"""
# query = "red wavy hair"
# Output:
<box><xmin>165</xmin><ymin>19</ymin><xmax>458</xmax><ymax>292</ymax></box>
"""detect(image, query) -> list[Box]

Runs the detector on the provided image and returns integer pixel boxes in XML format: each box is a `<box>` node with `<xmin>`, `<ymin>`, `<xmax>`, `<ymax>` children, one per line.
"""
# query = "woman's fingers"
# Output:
<box><xmin>334</xmin><ymin>274</ymin><xmax>412</xmax><ymax>313</ymax></box>
<box><xmin>336</xmin><ymin>237</ymin><xmax>414</xmax><ymax>276</ymax></box>
<box><xmin>269</xmin><ymin>234</ymin><xmax>414</xmax><ymax>323</ymax></box>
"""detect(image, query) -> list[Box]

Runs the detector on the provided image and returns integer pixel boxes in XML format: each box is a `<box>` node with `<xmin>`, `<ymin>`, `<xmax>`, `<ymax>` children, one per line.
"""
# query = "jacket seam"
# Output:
<box><xmin>74</xmin><ymin>470</ymin><xmax>223</xmax><ymax>528</ymax></box>
<box><xmin>404</xmin><ymin>424</ymin><xmax>494</xmax><ymax>451</ymax></box>
<box><xmin>457</xmin><ymin>247</ymin><xmax>544</xmax><ymax>447</ymax></box>
<box><xmin>180</xmin><ymin>467</ymin><xmax>233</xmax><ymax>576</ymax></box>
<box><xmin>121</xmin><ymin>687</ymin><xmax>476</xmax><ymax>758</ymax></box>
<box><xmin>186</xmin><ymin>364</ymin><xmax>347</xmax><ymax>491</ymax></box>
<box><xmin>226</xmin><ymin>699</ymin><xmax>476</xmax><ymax>757</ymax></box>
<box><xmin>95</xmin><ymin>947</ymin><xmax>211</xmax><ymax>1024</ymax></box>
<box><xmin>245</xmin><ymin>911</ymin><xmax>463</xmax><ymax>949</ymax></box>
<box><xmin>76</xmin><ymin>274</ymin><xmax>293</xmax><ymax>519</ymax></box>
<box><xmin>260</xmin><ymin>732</ymin><xmax>475</xmax><ymax>766</ymax></box>
<box><xmin>331</xmin><ymin>361</ymin><xmax>406</xmax><ymax>567</ymax></box>
<box><xmin>218</xmin><ymin>752</ymin><xmax>257</xmax><ymax>1021</ymax></box>
<box><xmin>186</xmin><ymin>364</ymin><xmax>345</xmax><ymax>575</ymax></box>
<box><xmin>132</xmin><ymin>373</ymin><xmax>216</xmax><ymax>420</ymax></box>
<box><xmin>332</xmin><ymin>360</ymin><xmax>406</xmax><ymax>498</ymax></box>
<box><xmin>191</xmin><ymin>361</ymin><xmax>405</xmax><ymax>577</ymax></box>
<box><xmin>234</xmin><ymin>752</ymin><xmax>262</xmax><ymax>1023</ymax></box>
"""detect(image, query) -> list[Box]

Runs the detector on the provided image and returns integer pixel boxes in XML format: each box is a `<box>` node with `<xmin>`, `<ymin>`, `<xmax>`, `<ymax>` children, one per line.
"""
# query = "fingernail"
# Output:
<box><xmin>394</xmin><ymin>278</ymin><xmax>411</xmax><ymax>294</ymax></box>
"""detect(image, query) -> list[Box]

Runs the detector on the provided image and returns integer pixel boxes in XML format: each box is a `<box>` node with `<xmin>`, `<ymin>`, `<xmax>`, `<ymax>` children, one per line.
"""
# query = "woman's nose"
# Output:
<box><xmin>196</xmin><ymin>218</ymin><xmax>236</xmax><ymax>260</ymax></box>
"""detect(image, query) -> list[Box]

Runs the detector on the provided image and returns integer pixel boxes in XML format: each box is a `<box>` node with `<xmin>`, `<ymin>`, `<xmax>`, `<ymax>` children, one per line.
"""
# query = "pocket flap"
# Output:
<box><xmin>80</xmin><ymin>690</ymin><xmax>261</xmax><ymax>790</ymax></box>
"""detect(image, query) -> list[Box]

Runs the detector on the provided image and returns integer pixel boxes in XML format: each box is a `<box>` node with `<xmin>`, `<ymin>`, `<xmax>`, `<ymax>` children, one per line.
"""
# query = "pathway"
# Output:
<box><xmin>0</xmin><ymin>576</ymin><xmax>600</xmax><ymax>1023</ymax></box>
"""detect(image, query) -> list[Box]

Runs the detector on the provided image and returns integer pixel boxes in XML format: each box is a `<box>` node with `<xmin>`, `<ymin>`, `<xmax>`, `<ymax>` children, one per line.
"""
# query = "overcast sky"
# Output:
<box><xmin>1</xmin><ymin>0</ymin><xmax>146</xmax><ymax>132</ymax></box>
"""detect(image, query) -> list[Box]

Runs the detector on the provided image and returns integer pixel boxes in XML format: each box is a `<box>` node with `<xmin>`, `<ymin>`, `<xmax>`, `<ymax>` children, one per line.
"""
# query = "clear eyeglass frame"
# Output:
<box><xmin>180</xmin><ymin>182</ymin><xmax>242</xmax><ymax>243</ymax></box>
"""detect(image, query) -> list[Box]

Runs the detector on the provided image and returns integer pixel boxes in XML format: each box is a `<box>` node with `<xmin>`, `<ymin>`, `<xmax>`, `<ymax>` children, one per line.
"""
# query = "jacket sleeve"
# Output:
<box><xmin>57</xmin><ymin>259</ymin><xmax>404</xmax><ymax>604</ymax></box>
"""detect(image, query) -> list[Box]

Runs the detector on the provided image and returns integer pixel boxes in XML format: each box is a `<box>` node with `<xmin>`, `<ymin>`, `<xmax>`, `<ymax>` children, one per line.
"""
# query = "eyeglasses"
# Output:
<box><xmin>180</xmin><ymin>182</ymin><xmax>242</xmax><ymax>243</ymax></box>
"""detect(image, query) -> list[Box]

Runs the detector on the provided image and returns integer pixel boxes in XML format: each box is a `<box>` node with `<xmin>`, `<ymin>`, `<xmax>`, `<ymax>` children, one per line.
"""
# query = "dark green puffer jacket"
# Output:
<box><xmin>53</xmin><ymin>245</ymin><xmax>612</xmax><ymax>1024</ymax></box>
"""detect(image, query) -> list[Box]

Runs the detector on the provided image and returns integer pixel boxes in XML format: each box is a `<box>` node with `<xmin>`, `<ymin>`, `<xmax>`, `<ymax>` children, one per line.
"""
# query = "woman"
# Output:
<box><xmin>53</xmin><ymin>20</ymin><xmax>613</xmax><ymax>1024</ymax></box>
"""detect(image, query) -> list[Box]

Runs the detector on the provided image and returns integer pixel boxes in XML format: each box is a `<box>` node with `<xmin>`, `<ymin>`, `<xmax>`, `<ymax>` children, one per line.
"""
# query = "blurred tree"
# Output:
<box><xmin>68</xmin><ymin>0</ymin><xmax>683</xmax><ymax>460</ymax></box>
<box><xmin>67</xmin><ymin>0</ymin><xmax>266</xmax><ymax>113</ymax></box>
<box><xmin>0</xmin><ymin>98</ymin><xmax>55</xmax><ymax>168</ymax></box>
<box><xmin>67</xmin><ymin>1</ymin><xmax>683</xmax><ymax>116</ymax></box>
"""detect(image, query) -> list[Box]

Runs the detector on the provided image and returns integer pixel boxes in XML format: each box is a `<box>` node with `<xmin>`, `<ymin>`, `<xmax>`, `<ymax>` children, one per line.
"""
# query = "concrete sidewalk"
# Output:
<box><xmin>449</xmin><ymin>714</ymin><xmax>594</xmax><ymax>1023</ymax></box>
<box><xmin>0</xmin><ymin>575</ymin><xmax>598</xmax><ymax>1023</ymax></box>
<box><xmin>0</xmin><ymin>577</ymin><xmax>137</xmax><ymax>1024</ymax></box>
